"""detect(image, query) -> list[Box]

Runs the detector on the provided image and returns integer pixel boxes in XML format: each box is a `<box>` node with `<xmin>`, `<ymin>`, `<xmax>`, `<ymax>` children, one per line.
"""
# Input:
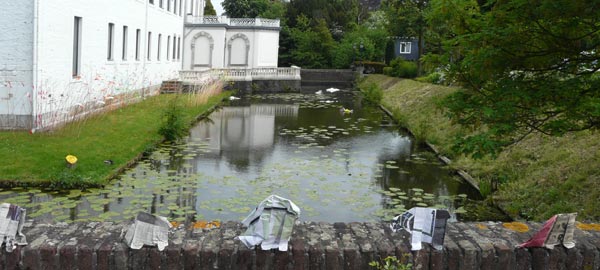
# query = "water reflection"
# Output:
<box><xmin>0</xmin><ymin>92</ymin><xmax>482</xmax><ymax>223</ymax></box>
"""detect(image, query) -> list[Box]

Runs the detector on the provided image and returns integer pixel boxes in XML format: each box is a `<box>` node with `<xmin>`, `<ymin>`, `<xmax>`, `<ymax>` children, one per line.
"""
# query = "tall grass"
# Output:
<box><xmin>360</xmin><ymin>75</ymin><xmax>600</xmax><ymax>221</ymax></box>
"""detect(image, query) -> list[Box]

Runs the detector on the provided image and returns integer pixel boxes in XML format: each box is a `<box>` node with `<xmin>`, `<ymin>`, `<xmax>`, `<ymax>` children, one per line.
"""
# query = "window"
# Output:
<box><xmin>172</xmin><ymin>35</ymin><xmax>176</xmax><ymax>60</ymax></box>
<box><xmin>159</xmin><ymin>0</ymin><xmax>163</xmax><ymax>8</ymax></box>
<box><xmin>147</xmin><ymin>32</ymin><xmax>152</xmax><ymax>60</ymax></box>
<box><xmin>149</xmin><ymin>0</ymin><xmax>154</xmax><ymax>4</ymax></box>
<box><xmin>177</xmin><ymin>37</ymin><xmax>181</xmax><ymax>60</ymax></box>
<box><xmin>173</xmin><ymin>0</ymin><xmax>177</xmax><ymax>14</ymax></box>
<box><xmin>135</xmin><ymin>29</ymin><xmax>141</xmax><ymax>60</ymax></box>
<box><xmin>107</xmin><ymin>23</ymin><xmax>114</xmax><ymax>61</ymax></box>
<box><xmin>122</xmin><ymin>26</ymin><xmax>128</xmax><ymax>60</ymax></box>
<box><xmin>72</xmin><ymin>17</ymin><xmax>82</xmax><ymax>77</ymax></box>
<box><xmin>178</xmin><ymin>0</ymin><xmax>182</xmax><ymax>16</ymax></box>
<box><xmin>167</xmin><ymin>0</ymin><xmax>171</xmax><ymax>11</ymax></box>
<box><xmin>157</xmin><ymin>34</ymin><xmax>162</xmax><ymax>61</ymax></box>
<box><xmin>399</xmin><ymin>42</ymin><xmax>411</xmax><ymax>54</ymax></box>
<box><xmin>166</xmin><ymin>35</ymin><xmax>171</xmax><ymax>60</ymax></box>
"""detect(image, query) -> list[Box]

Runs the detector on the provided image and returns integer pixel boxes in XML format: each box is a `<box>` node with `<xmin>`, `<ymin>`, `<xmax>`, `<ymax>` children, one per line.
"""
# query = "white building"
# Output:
<box><xmin>0</xmin><ymin>0</ymin><xmax>282</xmax><ymax>131</ymax></box>
<box><xmin>183</xmin><ymin>17</ymin><xmax>280</xmax><ymax>70</ymax></box>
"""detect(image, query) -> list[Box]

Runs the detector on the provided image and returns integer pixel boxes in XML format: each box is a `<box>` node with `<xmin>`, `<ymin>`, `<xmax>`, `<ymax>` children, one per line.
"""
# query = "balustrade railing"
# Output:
<box><xmin>180</xmin><ymin>67</ymin><xmax>300</xmax><ymax>82</ymax></box>
<box><xmin>185</xmin><ymin>16</ymin><xmax>280</xmax><ymax>27</ymax></box>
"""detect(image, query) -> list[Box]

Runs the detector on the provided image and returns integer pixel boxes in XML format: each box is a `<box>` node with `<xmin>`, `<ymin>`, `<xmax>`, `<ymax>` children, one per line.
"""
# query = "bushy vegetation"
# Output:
<box><xmin>360</xmin><ymin>75</ymin><xmax>600</xmax><ymax>221</ymax></box>
<box><xmin>159</xmin><ymin>98</ymin><xmax>188</xmax><ymax>141</ymax></box>
<box><xmin>360</xmin><ymin>82</ymin><xmax>383</xmax><ymax>104</ymax></box>
<box><xmin>384</xmin><ymin>58</ymin><xmax>418</xmax><ymax>78</ymax></box>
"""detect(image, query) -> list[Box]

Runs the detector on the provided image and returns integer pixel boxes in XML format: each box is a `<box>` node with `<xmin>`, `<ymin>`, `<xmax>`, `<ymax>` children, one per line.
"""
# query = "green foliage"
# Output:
<box><xmin>383</xmin><ymin>67</ymin><xmax>392</xmax><ymax>76</ymax></box>
<box><xmin>427</xmin><ymin>0</ymin><xmax>600</xmax><ymax>156</ymax></box>
<box><xmin>204</xmin><ymin>0</ymin><xmax>217</xmax><ymax>16</ymax></box>
<box><xmin>360</xmin><ymin>83</ymin><xmax>383</xmax><ymax>104</ymax></box>
<box><xmin>331</xmin><ymin>24</ymin><xmax>388</xmax><ymax>68</ymax></box>
<box><xmin>289</xmin><ymin>16</ymin><xmax>336</xmax><ymax>68</ymax></box>
<box><xmin>369</xmin><ymin>255</ymin><xmax>413</xmax><ymax>270</ymax></box>
<box><xmin>416</xmin><ymin>72</ymin><xmax>442</xmax><ymax>84</ymax></box>
<box><xmin>361</xmin><ymin>74</ymin><xmax>600</xmax><ymax>222</ymax></box>
<box><xmin>388</xmin><ymin>58</ymin><xmax>417</xmax><ymax>78</ymax></box>
<box><xmin>222</xmin><ymin>0</ymin><xmax>286</xmax><ymax>18</ymax></box>
<box><xmin>158</xmin><ymin>98</ymin><xmax>188</xmax><ymax>141</ymax></box>
<box><xmin>50</xmin><ymin>168</ymin><xmax>93</xmax><ymax>189</ymax></box>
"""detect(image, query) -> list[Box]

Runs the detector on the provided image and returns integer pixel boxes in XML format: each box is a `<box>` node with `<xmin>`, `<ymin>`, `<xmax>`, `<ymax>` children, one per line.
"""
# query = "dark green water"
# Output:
<box><xmin>0</xmin><ymin>91</ymin><xmax>482</xmax><ymax>223</ymax></box>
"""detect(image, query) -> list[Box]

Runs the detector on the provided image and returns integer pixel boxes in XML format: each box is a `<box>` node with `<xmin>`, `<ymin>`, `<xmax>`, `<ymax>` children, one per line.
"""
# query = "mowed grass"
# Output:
<box><xmin>0</xmin><ymin>91</ymin><xmax>229</xmax><ymax>187</ymax></box>
<box><xmin>360</xmin><ymin>75</ymin><xmax>600</xmax><ymax>221</ymax></box>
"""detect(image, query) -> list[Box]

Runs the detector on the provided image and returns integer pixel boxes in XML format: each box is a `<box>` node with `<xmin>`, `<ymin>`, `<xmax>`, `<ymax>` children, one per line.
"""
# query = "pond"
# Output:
<box><xmin>0</xmin><ymin>91</ymin><xmax>484</xmax><ymax>224</ymax></box>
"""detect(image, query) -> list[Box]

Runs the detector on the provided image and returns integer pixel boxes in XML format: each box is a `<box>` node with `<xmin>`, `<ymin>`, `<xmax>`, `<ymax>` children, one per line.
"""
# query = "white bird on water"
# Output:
<box><xmin>315</xmin><ymin>90</ymin><xmax>323</xmax><ymax>95</ymax></box>
<box><xmin>229</xmin><ymin>96</ymin><xmax>240</xmax><ymax>100</ymax></box>
<box><xmin>326</xmin><ymin>88</ymin><xmax>340</xmax><ymax>93</ymax></box>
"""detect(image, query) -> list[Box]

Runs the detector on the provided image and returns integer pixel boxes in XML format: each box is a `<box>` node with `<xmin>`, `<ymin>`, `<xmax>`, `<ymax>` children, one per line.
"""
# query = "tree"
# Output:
<box><xmin>429</xmin><ymin>0</ymin><xmax>600</xmax><ymax>157</ymax></box>
<box><xmin>204</xmin><ymin>0</ymin><xmax>217</xmax><ymax>16</ymax></box>
<box><xmin>222</xmin><ymin>0</ymin><xmax>266</xmax><ymax>18</ymax></box>
<box><xmin>289</xmin><ymin>16</ymin><xmax>336</xmax><ymax>68</ymax></box>
<box><xmin>382</xmin><ymin>0</ymin><xmax>429</xmax><ymax>75</ymax></box>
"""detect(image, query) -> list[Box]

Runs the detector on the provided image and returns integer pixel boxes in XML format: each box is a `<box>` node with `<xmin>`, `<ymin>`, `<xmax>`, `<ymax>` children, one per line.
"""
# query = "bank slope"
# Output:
<box><xmin>0</xmin><ymin>92</ymin><xmax>229</xmax><ymax>188</ymax></box>
<box><xmin>360</xmin><ymin>75</ymin><xmax>600</xmax><ymax>221</ymax></box>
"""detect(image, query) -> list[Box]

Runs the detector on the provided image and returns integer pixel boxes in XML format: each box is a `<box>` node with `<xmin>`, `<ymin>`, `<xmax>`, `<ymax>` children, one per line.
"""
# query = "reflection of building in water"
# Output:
<box><xmin>191</xmin><ymin>104</ymin><xmax>298</xmax><ymax>151</ymax></box>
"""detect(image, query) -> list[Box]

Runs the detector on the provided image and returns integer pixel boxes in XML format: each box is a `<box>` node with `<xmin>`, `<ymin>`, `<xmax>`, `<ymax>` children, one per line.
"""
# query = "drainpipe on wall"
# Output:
<box><xmin>142</xmin><ymin>0</ymin><xmax>148</xmax><ymax>100</ymax></box>
<box><xmin>32</xmin><ymin>0</ymin><xmax>40</xmax><ymax>131</ymax></box>
<box><xmin>181</xmin><ymin>0</ymin><xmax>187</xmax><ymax>74</ymax></box>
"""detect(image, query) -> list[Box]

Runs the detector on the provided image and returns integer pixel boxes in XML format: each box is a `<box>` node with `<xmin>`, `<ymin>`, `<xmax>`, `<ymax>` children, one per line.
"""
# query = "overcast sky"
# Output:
<box><xmin>214</xmin><ymin>0</ymin><xmax>224</xmax><ymax>16</ymax></box>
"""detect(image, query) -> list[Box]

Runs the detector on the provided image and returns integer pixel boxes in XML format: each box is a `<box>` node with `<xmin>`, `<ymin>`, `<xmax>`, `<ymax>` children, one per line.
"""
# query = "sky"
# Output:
<box><xmin>214</xmin><ymin>0</ymin><xmax>225</xmax><ymax>16</ymax></box>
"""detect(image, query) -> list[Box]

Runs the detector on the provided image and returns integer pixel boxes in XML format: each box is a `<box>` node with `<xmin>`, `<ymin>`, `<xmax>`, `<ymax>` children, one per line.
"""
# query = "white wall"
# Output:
<box><xmin>184</xmin><ymin>28</ymin><xmax>226</xmax><ymax>70</ymax></box>
<box><xmin>0</xmin><ymin>0</ymin><xmax>35</xmax><ymax>129</ymax></box>
<box><xmin>33</xmin><ymin>0</ymin><xmax>184</xmax><ymax>129</ymax></box>
<box><xmin>255</xmin><ymin>30</ymin><xmax>279</xmax><ymax>67</ymax></box>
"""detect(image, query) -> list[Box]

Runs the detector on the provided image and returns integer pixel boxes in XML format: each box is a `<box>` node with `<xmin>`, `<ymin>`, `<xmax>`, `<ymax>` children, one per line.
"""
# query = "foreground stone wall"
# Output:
<box><xmin>3</xmin><ymin>221</ymin><xmax>600</xmax><ymax>269</ymax></box>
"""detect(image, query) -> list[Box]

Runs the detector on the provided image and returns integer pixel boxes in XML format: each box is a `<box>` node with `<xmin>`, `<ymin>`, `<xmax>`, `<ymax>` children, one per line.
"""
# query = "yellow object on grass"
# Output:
<box><xmin>65</xmin><ymin>155</ymin><xmax>78</xmax><ymax>165</ymax></box>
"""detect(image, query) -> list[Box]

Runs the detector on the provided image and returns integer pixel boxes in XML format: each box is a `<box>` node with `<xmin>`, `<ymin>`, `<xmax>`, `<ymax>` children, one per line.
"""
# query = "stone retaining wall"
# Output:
<box><xmin>3</xmin><ymin>221</ymin><xmax>600</xmax><ymax>269</ymax></box>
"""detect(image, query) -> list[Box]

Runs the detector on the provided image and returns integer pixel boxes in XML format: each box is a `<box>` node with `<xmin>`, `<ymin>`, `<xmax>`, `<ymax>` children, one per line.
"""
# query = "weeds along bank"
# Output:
<box><xmin>0</xmin><ymin>81</ymin><xmax>228</xmax><ymax>188</ymax></box>
<box><xmin>359</xmin><ymin>75</ymin><xmax>600</xmax><ymax>221</ymax></box>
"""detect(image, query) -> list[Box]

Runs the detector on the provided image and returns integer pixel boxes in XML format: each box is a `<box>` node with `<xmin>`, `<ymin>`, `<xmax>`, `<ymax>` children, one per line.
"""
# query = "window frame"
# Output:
<box><xmin>72</xmin><ymin>16</ymin><xmax>82</xmax><ymax>78</ymax></box>
<box><xmin>399</xmin><ymin>41</ymin><xmax>412</xmax><ymax>54</ymax></box>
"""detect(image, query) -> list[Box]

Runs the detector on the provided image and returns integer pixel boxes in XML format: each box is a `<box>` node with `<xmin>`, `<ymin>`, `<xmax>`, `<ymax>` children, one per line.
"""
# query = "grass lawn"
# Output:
<box><xmin>359</xmin><ymin>75</ymin><xmax>600</xmax><ymax>221</ymax></box>
<box><xmin>0</xmin><ymin>91</ymin><xmax>229</xmax><ymax>188</ymax></box>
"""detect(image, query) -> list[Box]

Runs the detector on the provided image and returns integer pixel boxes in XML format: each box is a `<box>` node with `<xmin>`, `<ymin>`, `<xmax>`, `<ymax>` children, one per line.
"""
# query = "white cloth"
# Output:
<box><xmin>237</xmin><ymin>195</ymin><xmax>301</xmax><ymax>251</ymax></box>
<box><xmin>391</xmin><ymin>207</ymin><xmax>450</xmax><ymax>251</ymax></box>
<box><xmin>124</xmin><ymin>212</ymin><xmax>172</xmax><ymax>251</ymax></box>
<box><xmin>0</xmin><ymin>203</ymin><xmax>27</xmax><ymax>252</ymax></box>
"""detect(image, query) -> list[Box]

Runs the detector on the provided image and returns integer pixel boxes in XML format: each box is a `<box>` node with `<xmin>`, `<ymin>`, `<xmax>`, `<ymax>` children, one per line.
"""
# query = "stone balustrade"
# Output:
<box><xmin>180</xmin><ymin>67</ymin><xmax>301</xmax><ymax>83</ymax></box>
<box><xmin>3</xmin><ymin>221</ymin><xmax>600</xmax><ymax>269</ymax></box>
<box><xmin>185</xmin><ymin>16</ymin><xmax>281</xmax><ymax>28</ymax></box>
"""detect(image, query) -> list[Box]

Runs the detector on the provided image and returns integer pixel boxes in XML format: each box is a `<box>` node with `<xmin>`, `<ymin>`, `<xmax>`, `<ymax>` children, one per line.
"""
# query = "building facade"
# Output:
<box><xmin>183</xmin><ymin>16</ymin><xmax>281</xmax><ymax>70</ymax></box>
<box><xmin>392</xmin><ymin>37</ymin><xmax>420</xmax><ymax>61</ymax></box>
<box><xmin>0</xmin><ymin>0</ymin><xmax>281</xmax><ymax>131</ymax></box>
<box><xmin>0</xmin><ymin>0</ymin><xmax>186</xmax><ymax>130</ymax></box>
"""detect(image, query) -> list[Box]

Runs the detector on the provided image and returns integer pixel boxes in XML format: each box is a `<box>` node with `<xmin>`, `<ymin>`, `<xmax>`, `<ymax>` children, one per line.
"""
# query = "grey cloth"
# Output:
<box><xmin>237</xmin><ymin>195</ymin><xmax>301</xmax><ymax>251</ymax></box>
<box><xmin>0</xmin><ymin>203</ymin><xmax>27</xmax><ymax>252</ymax></box>
<box><xmin>124</xmin><ymin>212</ymin><xmax>172</xmax><ymax>251</ymax></box>
<box><xmin>391</xmin><ymin>207</ymin><xmax>450</xmax><ymax>251</ymax></box>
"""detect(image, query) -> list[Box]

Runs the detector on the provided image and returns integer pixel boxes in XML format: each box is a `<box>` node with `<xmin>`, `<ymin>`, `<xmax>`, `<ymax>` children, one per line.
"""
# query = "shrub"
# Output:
<box><xmin>158</xmin><ymin>98</ymin><xmax>188</xmax><ymax>141</ymax></box>
<box><xmin>369</xmin><ymin>255</ymin><xmax>413</xmax><ymax>270</ymax></box>
<box><xmin>383</xmin><ymin>67</ymin><xmax>392</xmax><ymax>76</ymax></box>
<box><xmin>388</xmin><ymin>58</ymin><xmax>418</xmax><ymax>78</ymax></box>
<box><xmin>50</xmin><ymin>169</ymin><xmax>93</xmax><ymax>189</ymax></box>
<box><xmin>361</xmin><ymin>82</ymin><xmax>383</xmax><ymax>104</ymax></box>
<box><xmin>416</xmin><ymin>72</ymin><xmax>443</xmax><ymax>84</ymax></box>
